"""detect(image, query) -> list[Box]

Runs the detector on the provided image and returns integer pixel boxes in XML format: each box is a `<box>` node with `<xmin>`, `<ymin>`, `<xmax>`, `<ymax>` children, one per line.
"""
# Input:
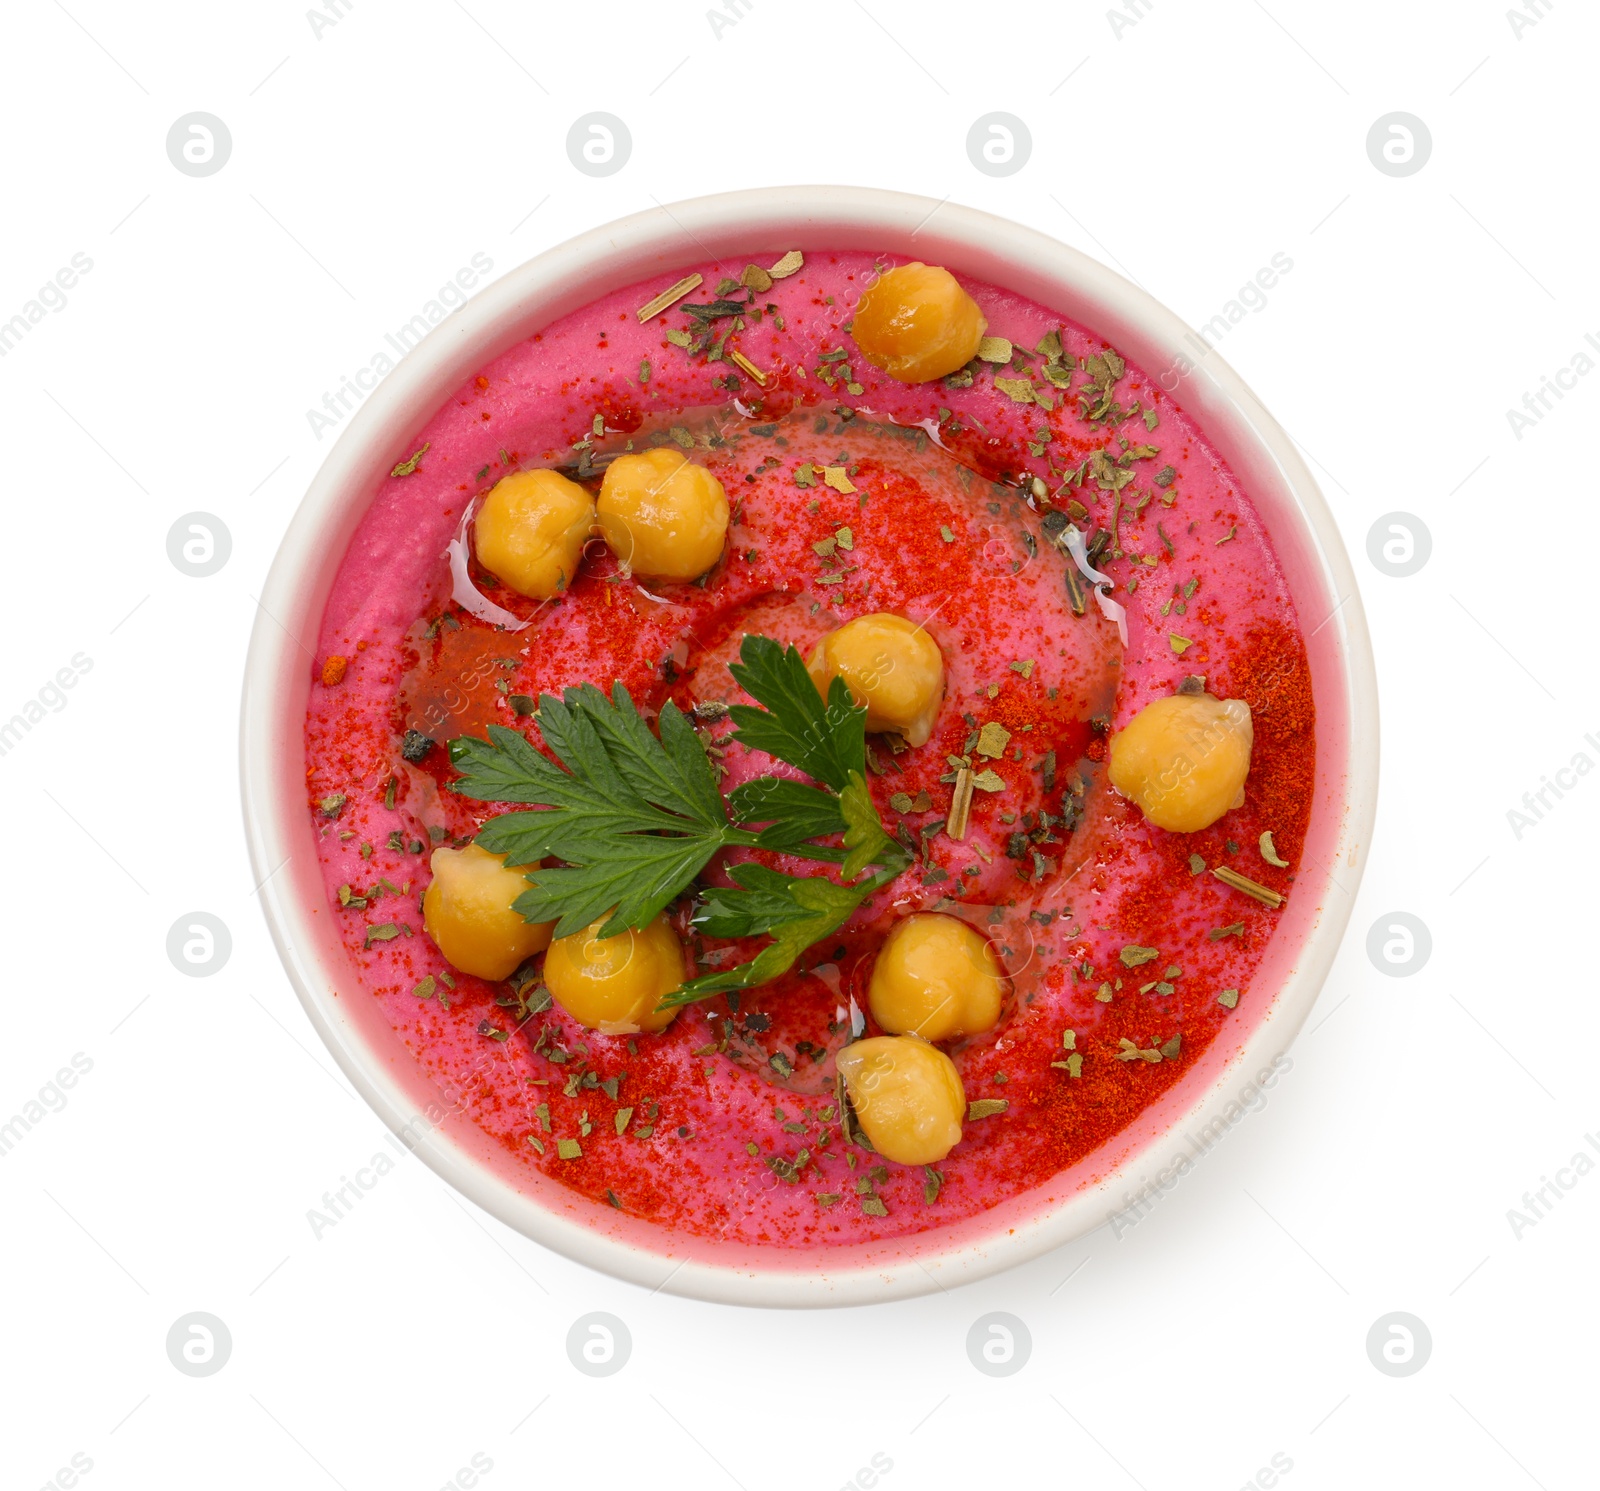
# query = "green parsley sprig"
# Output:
<box><xmin>447</xmin><ymin>636</ymin><xmax>912</xmax><ymax>1007</ymax></box>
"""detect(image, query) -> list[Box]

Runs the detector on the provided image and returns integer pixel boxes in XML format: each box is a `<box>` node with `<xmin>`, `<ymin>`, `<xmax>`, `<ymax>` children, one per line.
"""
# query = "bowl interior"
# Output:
<box><xmin>241</xmin><ymin>187</ymin><xmax>1376</xmax><ymax>1306</ymax></box>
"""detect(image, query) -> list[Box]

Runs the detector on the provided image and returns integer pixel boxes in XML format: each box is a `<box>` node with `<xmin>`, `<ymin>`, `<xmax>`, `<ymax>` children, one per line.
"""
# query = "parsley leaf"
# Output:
<box><xmin>692</xmin><ymin>862</ymin><xmax>831</xmax><ymax>938</ymax></box>
<box><xmin>724</xmin><ymin>636</ymin><xmax>896</xmax><ymax>877</ymax></box>
<box><xmin>728</xmin><ymin>777</ymin><xmax>848</xmax><ymax>857</ymax></box>
<box><xmin>727</xmin><ymin>635</ymin><xmax>865</xmax><ymax>790</ymax></box>
<box><xmin>450</xmin><ymin>685</ymin><xmax>757</xmax><ymax>938</ymax></box>
<box><xmin>838</xmin><ymin>771</ymin><xmax>899</xmax><ymax>879</ymax></box>
<box><xmin>449</xmin><ymin>635</ymin><xmax>913</xmax><ymax>1004</ymax></box>
<box><xmin>666</xmin><ymin>866</ymin><xmax>879</xmax><ymax>1005</ymax></box>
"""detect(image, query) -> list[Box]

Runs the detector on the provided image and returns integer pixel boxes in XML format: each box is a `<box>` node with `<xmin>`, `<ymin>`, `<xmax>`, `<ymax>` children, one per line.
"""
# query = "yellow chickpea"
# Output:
<box><xmin>837</xmin><ymin>1036</ymin><xmax>966</xmax><ymax>1166</ymax></box>
<box><xmin>542</xmin><ymin>912</ymin><xmax>684</xmax><ymax>1035</ymax></box>
<box><xmin>422</xmin><ymin>843</ymin><xmax>553</xmax><ymax>981</ymax></box>
<box><xmin>596</xmin><ymin>448</ymin><xmax>730</xmax><ymax>582</ymax></box>
<box><xmin>473</xmin><ymin>469</ymin><xmax>595</xmax><ymax>600</ymax></box>
<box><xmin>849</xmin><ymin>262</ymin><xmax>988</xmax><ymax>383</ymax></box>
<box><xmin>1108</xmin><ymin>691</ymin><xmax>1254</xmax><ymax>833</ymax></box>
<box><xmin>806</xmin><ymin>613</ymin><xmax>945</xmax><ymax>747</ymax></box>
<box><xmin>868</xmin><ymin>914</ymin><xmax>1006</xmax><ymax>1042</ymax></box>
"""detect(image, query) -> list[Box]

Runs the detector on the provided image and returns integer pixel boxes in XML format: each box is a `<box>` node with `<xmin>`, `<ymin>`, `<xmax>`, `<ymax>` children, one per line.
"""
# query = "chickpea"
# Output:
<box><xmin>849</xmin><ymin>262</ymin><xmax>988</xmax><ymax>383</ymax></box>
<box><xmin>473</xmin><ymin>469</ymin><xmax>595</xmax><ymax>600</ymax></box>
<box><xmin>542</xmin><ymin>912</ymin><xmax>684</xmax><ymax>1034</ymax></box>
<box><xmin>596</xmin><ymin>448</ymin><xmax>730</xmax><ymax>582</ymax></box>
<box><xmin>868</xmin><ymin>914</ymin><xmax>1005</xmax><ymax>1041</ymax></box>
<box><xmin>1108</xmin><ymin>691</ymin><xmax>1254</xmax><ymax>833</ymax></box>
<box><xmin>806</xmin><ymin>612</ymin><xmax>945</xmax><ymax>747</ymax></box>
<box><xmin>422</xmin><ymin>843</ymin><xmax>553</xmax><ymax>981</ymax></box>
<box><xmin>836</xmin><ymin>1036</ymin><xmax>966</xmax><ymax>1166</ymax></box>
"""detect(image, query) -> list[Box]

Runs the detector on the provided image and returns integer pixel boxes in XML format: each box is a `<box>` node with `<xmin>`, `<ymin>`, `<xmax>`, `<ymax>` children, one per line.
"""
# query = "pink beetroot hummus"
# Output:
<box><xmin>303</xmin><ymin>249</ymin><xmax>1315</xmax><ymax>1253</ymax></box>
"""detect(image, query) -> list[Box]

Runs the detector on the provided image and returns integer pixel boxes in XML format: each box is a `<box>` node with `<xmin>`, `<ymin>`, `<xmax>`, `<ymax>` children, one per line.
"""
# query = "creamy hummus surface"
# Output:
<box><xmin>304</xmin><ymin>249</ymin><xmax>1315</xmax><ymax>1252</ymax></box>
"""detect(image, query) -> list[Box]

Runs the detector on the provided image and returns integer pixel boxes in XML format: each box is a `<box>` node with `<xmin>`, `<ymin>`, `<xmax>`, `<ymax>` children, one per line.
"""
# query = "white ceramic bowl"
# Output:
<box><xmin>241</xmin><ymin>186</ymin><xmax>1378</xmax><ymax>1307</ymax></box>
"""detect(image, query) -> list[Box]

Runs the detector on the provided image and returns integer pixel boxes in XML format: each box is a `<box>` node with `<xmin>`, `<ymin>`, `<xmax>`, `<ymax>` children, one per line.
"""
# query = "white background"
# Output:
<box><xmin>0</xmin><ymin>1</ymin><xmax>1593</xmax><ymax>1487</ymax></box>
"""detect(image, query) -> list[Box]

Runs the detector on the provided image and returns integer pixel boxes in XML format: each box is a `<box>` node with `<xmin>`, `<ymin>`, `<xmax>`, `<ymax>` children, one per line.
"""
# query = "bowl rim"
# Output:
<box><xmin>240</xmin><ymin>185</ymin><xmax>1379</xmax><ymax>1308</ymax></box>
